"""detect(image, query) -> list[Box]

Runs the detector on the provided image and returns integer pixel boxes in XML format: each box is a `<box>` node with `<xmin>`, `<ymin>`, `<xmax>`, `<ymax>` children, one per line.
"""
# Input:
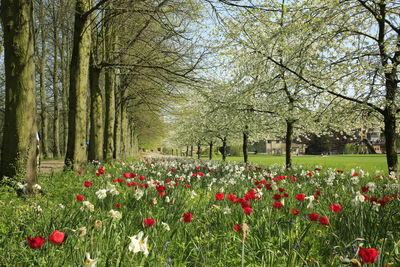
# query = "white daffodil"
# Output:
<box><xmin>223</xmin><ymin>207</ymin><xmax>231</xmax><ymax>214</ymax></box>
<box><xmin>106</xmin><ymin>183</ymin><xmax>116</xmax><ymax>192</ymax></box>
<box><xmin>95</xmin><ymin>189</ymin><xmax>107</xmax><ymax>200</ymax></box>
<box><xmin>128</xmin><ymin>231</ymin><xmax>150</xmax><ymax>257</ymax></box>
<box><xmin>109</xmin><ymin>187</ymin><xmax>120</xmax><ymax>196</ymax></box>
<box><xmin>32</xmin><ymin>184</ymin><xmax>42</xmax><ymax>191</ymax></box>
<box><xmin>350</xmin><ymin>176</ymin><xmax>359</xmax><ymax>185</ymax></box>
<box><xmin>81</xmin><ymin>201</ymin><xmax>95</xmax><ymax>212</ymax></box>
<box><xmin>16</xmin><ymin>182</ymin><xmax>27</xmax><ymax>190</ymax></box>
<box><xmin>189</xmin><ymin>190</ymin><xmax>197</xmax><ymax>199</ymax></box>
<box><xmin>351</xmin><ymin>192</ymin><xmax>366</xmax><ymax>206</ymax></box>
<box><xmin>84</xmin><ymin>253</ymin><xmax>98</xmax><ymax>267</ymax></box>
<box><xmin>33</xmin><ymin>204</ymin><xmax>42</xmax><ymax>213</ymax></box>
<box><xmin>161</xmin><ymin>222</ymin><xmax>170</xmax><ymax>231</ymax></box>
<box><xmin>254</xmin><ymin>188</ymin><xmax>263</xmax><ymax>198</ymax></box>
<box><xmin>372</xmin><ymin>202</ymin><xmax>381</xmax><ymax>212</ymax></box>
<box><xmin>135</xmin><ymin>189</ymin><xmax>144</xmax><ymax>200</ymax></box>
<box><xmin>367</xmin><ymin>182</ymin><xmax>376</xmax><ymax>192</ymax></box>
<box><xmin>109</xmin><ymin>209</ymin><xmax>122</xmax><ymax>220</ymax></box>
<box><xmin>305</xmin><ymin>195</ymin><xmax>315</xmax><ymax>209</ymax></box>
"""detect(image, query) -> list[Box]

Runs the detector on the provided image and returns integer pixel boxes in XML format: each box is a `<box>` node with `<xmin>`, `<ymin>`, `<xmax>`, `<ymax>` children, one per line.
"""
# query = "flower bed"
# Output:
<box><xmin>1</xmin><ymin>157</ymin><xmax>399</xmax><ymax>266</ymax></box>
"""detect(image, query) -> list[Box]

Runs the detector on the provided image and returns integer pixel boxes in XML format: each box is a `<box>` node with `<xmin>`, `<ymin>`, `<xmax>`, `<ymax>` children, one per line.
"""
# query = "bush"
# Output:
<box><xmin>228</xmin><ymin>145</ymin><xmax>243</xmax><ymax>156</ymax></box>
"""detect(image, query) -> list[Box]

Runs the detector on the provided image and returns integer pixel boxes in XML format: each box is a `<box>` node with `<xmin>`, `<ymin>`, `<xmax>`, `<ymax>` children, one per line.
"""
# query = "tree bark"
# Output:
<box><xmin>88</xmin><ymin>61</ymin><xmax>103</xmax><ymax>161</ymax></box>
<box><xmin>53</xmin><ymin>24</ymin><xmax>61</xmax><ymax>158</ymax></box>
<box><xmin>209</xmin><ymin>141</ymin><xmax>213</xmax><ymax>160</ymax></box>
<box><xmin>190</xmin><ymin>145</ymin><xmax>193</xmax><ymax>158</ymax></box>
<box><xmin>243</xmin><ymin>129</ymin><xmax>248</xmax><ymax>165</ymax></box>
<box><xmin>38</xmin><ymin>0</ymin><xmax>49</xmax><ymax>159</ymax></box>
<box><xmin>186</xmin><ymin>145</ymin><xmax>189</xmax><ymax>157</ymax></box>
<box><xmin>222</xmin><ymin>137</ymin><xmax>227</xmax><ymax>161</ymax></box>
<box><xmin>0</xmin><ymin>0</ymin><xmax>37</xmax><ymax>191</ymax></box>
<box><xmin>65</xmin><ymin>0</ymin><xmax>91</xmax><ymax>170</ymax></box>
<box><xmin>61</xmin><ymin>29</ymin><xmax>69</xmax><ymax>156</ymax></box>
<box><xmin>103</xmin><ymin>7</ymin><xmax>116</xmax><ymax>161</ymax></box>
<box><xmin>120</xmin><ymin>88</ymin><xmax>128</xmax><ymax>159</ymax></box>
<box><xmin>383</xmin><ymin>109</ymin><xmax>398</xmax><ymax>173</ymax></box>
<box><xmin>197</xmin><ymin>142</ymin><xmax>201</xmax><ymax>159</ymax></box>
<box><xmin>285</xmin><ymin>120</ymin><xmax>294</xmax><ymax>170</ymax></box>
<box><xmin>378</xmin><ymin>4</ymin><xmax>398</xmax><ymax>174</ymax></box>
<box><xmin>60</xmin><ymin>0</ymin><xmax>69</xmax><ymax>156</ymax></box>
<box><xmin>104</xmin><ymin>68</ymin><xmax>116</xmax><ymax>160</ymax></box>
<box><xmin>113</xmin><ymin>83</ymin><xmax>121</xmax><ymax>159</ymax></box>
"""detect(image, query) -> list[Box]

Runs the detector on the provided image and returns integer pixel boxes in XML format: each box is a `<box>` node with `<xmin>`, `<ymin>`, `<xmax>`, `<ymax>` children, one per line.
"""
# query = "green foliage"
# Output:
<box><xmin>229</xmin><ymin>145</ymin><xmax>243</xmax><ymax>157</ymax></box>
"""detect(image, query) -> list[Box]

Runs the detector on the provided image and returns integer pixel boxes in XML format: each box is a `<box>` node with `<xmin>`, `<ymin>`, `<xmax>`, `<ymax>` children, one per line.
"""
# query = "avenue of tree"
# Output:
<box><xmin>0</xmin><ymin>0</ymin><xmax>399</xmax><ymax>193</ymax></box>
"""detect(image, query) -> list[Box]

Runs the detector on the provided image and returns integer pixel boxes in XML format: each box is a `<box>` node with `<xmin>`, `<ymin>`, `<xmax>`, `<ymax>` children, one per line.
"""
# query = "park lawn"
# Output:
<box><xmin>219</xmin><ymin>154</ymin><xmax>399</xmax><ymax>174</ymax></box>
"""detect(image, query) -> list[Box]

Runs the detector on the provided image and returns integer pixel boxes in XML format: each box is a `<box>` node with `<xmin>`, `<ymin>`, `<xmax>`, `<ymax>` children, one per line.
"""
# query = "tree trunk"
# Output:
<box><xmin>104</xmin><ymin>68</ymin><xmax>116</xmax><ymax>160</ymax></box>
<box><xmin>65</xmin><ymin>0</ymin><xmax>91</xmax><ymax>170</ymax></box>
<box><xmin>103</xmin><ymin>7</ymin><xmax>116</xmax><ymax>161</ymax></box>
<box><xmin>222</xmin><ymin>137</ymin><xmax>227</xmax><ymax>161</ymax></box>
<box><xmin>38</xmin><ymin>0</ymin><xmax>49</xmax><ymax>159</ymax></box>
<box><xmin>285</xmin><ymin>120</ymin><xmax>294</xmax><ymax>170</ymax></box>
<box><xmin>120</xmin><ymin>89</ymin><xmax>128</xmax><ymax>159</ymax></box>
<box><xmin>383</xmin><ymin>109</ymin><xmax>398</xmax><ymax>173</ymax></box>
<box><xmin>60</xmin><ymin>15</ymin><xmax>69</xmax><ymax>157</ymax></box>
<box><xmin>113</xmin><ymin>84</ymin><xmax>121</xmax><ymax>159</ymax></box>
<box><xmin>209</xmin><ymin>141</ymin><xmax>213</xmax><ymax>160</ymax></box>
<box><xmin>197</xmin><ymin>142</ymin><xmax>201</xmax><ymax>159</ymax></box>
<box><xmin>53</xmin><ymin>25</ymin><xmax>60</xmax><ymax>158</ymax></box>
<box><xmin>186</xmin><ymin>145</ymin><xmax>189</xmax><ymax>157</ymax></box>
<box><xmin>0</xmin><ymin>0</ymin><xmax>37</xmax><ymax>191</ymax></box>
<box><xmin>88</xmin><ymin>61</ymin><xmax>103</xmax><ymax>161</ymax></box>
<box><xmin>190</xmin><ymin>145</ymin><xmax>193</xmax><ymax>158</ymax></box>
<box><xmin>243</xmin><ymin>130</ymin><xmax>248</xmax><ymax>165</ymax></box>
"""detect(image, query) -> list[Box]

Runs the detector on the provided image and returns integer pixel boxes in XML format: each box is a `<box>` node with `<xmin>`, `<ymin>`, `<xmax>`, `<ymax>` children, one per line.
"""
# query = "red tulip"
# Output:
<box><xmin>273</xmin><ymin>201</ymin><xmax>283</xmax><ymax>210</ymax></box>
<box><xmin>228</xmin><ymin>194</ymin><xmax>237</xmax><ymax>202</ymax></box>
<box><xmin>144</xmin><ymin>218</ymin><xmax>156</xmax><ymax>226</ymax></box>
<box><xmin>84</xmin><ymin>181</ymin><xmax>92</xmax><ymax>187</ymax></box>
<box><xmin>234</xmin><ymin>224</ymin><xmax>241</xmax><ymax>232</ymax></box>
<box><xmin>358</xmin><ymin>248</ymin><xmax>379</xmax><ymax>264</ymax></box>
<box><xmin>48</xmin><ymin>230</ymin><xmax>65</xmax><ymax>245</ymax></box>
<box><xmin>361</xmin><ymin>186</ymin><xmax>369</xmax><ymax>192</ymax></box>
<box><xmin>273</xmin><ymin>194</ymin><xmax>281</xmax><ymax>200</ymax></box>
<box><xmin>27</xmin><ymin>236</ymin><xmax>45</xmax><ymax>249</ymax></box>
<box><xmin>291</xmin><ymin>209</ymin><xmax>300</xmax><ymax>216</ymax></box>
<box><xmin>215</xmin><ymin>193</ymin><xmax>224</xmax><ymax>200</ymax></box>
<box><xmin>183</xmin><ymin>213</ymin><xmax>193</xmax><ymax>223</ymax></box>
<box><xmin>308</xmin><ymin>213</ymin><xmax>319</xmax><ymax>221</ymax></box>
<box><xmin>319</xmin><ymin>217</ymin><xmax>329</xmax><ymax>225</ymax></box>
<box><xmin>295</xmin><ymin>194</ymin><xmax>305</xmax><ymax>201</ymax></box>
<box><xmin>76</xmin><ymin>195</ymin><xmax>84</xmax><ymax>202</ymax></box>
<box><xmin>330</xmin><ymin>204</ymin><xmax>342</xmax><ymax>213</ymax></box>
<box><xmin>243</xmin><ymin>207</ymin><xmax>253</xmax><ymax>215</ymax></box>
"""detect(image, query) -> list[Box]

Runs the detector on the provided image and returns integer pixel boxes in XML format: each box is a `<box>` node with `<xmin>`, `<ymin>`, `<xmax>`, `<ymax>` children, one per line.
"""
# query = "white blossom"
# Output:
<box><xmin>81</xmin><ymin>201</ymin><xmax>95</xmax><ymax>212</ymax></box>
<box><xmin>95</xmin><ymin>189</ymin><xmax>107</xmax><ymax>200</ymax></box>
<box><xmin>128</xmin><ymin>231</ymin><xmax>149</xmax><ymax>257</ymax></box>
<box><xmin>161</xmin><ymin>222</ymin><xmax>170</xmax><ymax>231</ymax></box>
<box><xmin>109</xmin><ymin>209</ymin><xmax>122</xmax><ymax>220</ymax></box>
<box><xmin>135</xmin><ymin>189</ymin><xmax>144</xmax><ymax>200</ymax></box>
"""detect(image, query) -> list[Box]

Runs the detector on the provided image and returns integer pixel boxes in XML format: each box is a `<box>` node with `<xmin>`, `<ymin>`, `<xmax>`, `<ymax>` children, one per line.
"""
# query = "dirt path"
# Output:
<box><xmin>38</xmin><ymin>159</ymin><xmax>64</xmax><ymax>174</ymax></box>
<box><xmin>37</xmin><ymin>152</ymin><xmax>165</xmax><ymax>174</ymax></box>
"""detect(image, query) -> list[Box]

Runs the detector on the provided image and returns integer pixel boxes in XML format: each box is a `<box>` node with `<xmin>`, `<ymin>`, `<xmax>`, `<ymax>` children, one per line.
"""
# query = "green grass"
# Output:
<box><xmin>206</xmin><ymin>154</ymin><xmax>399</xmax><ymax>174</ymax></box>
